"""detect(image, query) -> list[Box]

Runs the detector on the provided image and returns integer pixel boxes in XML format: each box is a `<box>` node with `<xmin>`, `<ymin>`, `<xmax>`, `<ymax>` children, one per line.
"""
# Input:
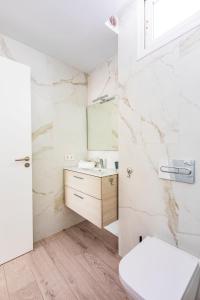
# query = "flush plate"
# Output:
<box><xmin>159</xmin><ymin>160</ymin><xmax>195</xmax><ymax>184</ymax></box>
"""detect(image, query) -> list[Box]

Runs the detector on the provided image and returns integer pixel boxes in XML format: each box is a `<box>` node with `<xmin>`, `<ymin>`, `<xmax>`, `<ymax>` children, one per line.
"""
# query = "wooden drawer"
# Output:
<box><xmin>65</xmin><ymin>187</ymin><xmax>102</xmax><ymax>228</ymax></box>
<box><xmin>64</xmin><ymin>170</ymin><xmax>101</xmax><ymax>199</ymax></box>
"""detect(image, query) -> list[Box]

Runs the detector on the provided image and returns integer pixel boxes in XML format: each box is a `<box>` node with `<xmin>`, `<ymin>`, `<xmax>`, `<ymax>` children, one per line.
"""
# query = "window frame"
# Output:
<box><xmin>137</xmin><ymin>0</ymin><xmax>200</xmax><ymax>60</ymax></box>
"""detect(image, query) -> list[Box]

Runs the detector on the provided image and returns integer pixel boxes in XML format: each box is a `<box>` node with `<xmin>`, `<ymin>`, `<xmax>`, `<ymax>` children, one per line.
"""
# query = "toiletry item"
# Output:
<box><xmin>115</xmin><ymin>161</ymin><xmax>119</xmax><ymax>170</ymax></box>
<box><xmin>78</xmin><ymin>160</ymin><xmax>95</xmax><ymax>169</ymax></box>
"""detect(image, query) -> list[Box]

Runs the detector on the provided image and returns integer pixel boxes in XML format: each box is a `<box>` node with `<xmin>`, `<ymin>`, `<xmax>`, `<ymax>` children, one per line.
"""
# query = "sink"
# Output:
<box><xmin>64</xmin><ymin>167</ymin><xmax>118</xmax><ymax>177</ymax></box>
<box><xmin>88</xmin><ymin>168</ymin><xmax>111</xmax><ymax>175</ymax></box>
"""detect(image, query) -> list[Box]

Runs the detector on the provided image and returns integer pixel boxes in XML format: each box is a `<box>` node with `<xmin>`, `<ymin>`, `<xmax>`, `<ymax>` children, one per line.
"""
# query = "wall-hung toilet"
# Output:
<box><xmin>119</xmin><ymin>237</ymin><xmax>200</xmax><ymax>300</ymax></box>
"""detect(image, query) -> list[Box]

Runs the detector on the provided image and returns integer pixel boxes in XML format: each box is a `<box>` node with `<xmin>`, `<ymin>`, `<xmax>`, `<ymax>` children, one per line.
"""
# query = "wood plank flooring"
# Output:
<box><xmin>0</xmin><ymin>221</ymin><xmax>129</xmax><ymax>300</ymax></box>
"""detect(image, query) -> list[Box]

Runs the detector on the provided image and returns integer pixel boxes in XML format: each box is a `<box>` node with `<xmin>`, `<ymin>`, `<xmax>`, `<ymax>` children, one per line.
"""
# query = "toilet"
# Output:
<box><xmin>119</xmin><ymin>237</ymin><xmax>200</xmax><ymax>300</ymax></box>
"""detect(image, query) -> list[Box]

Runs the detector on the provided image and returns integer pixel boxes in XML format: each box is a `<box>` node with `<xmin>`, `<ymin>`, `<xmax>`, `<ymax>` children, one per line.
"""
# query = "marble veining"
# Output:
<box><xmin>87</xmin><ymin>56</ymin><xmax>119</xmax><ymax>169</ymax></box>
<box><xmin>99</xmin><ymin>59</ymin><xmax>117</xmax><ymax>97</ymax></box>
<box><xmin>88</xmin><ymin>56</ymin><xmax>118</xmax><ymax>105</ymax></box>
<box><xmin>0</xmin><ymin>33</ymin><xmax>87</xmax><ymax>241</ymax></box>
<box><xmin>32</xmin><ymin>122</ymin><xmax>53</xmax><ymax>141</ymax></box>
<box><xmin>120</xmin><ymin>113</ymin><xmax>137</xmax><ymax>144</ymax></box>
<box><xmin>54</xmin><ymin>191</ymin><xmax>65</xmax><ymax>212</ymax></box>
<box><xmin>163</xmin><ymin>181</ymin><xmax>179</xmax><ymax>246</ymax></box>
<box><xmin>31</xmin><ymin>73</ymin><xmax>87</xmax><ymax>87</ymax></box>
<box><xmin>32</xmin><ymin>189</ymin><xmax>54</xmax><ymax>196</ymax></box>
<box><xmin>140</xmin><ymin>116</ymin><xmax>165</xmax><ymax>144</ymax></box>
<box><xmin>118</xmin><ymin>1</ymin><xmax>200</xmax><ymax>257</ymax></box>
<box><xmin>120</xmin><ymin>206</ymin><xmax>166</xmax><ymax>218</ymax></box>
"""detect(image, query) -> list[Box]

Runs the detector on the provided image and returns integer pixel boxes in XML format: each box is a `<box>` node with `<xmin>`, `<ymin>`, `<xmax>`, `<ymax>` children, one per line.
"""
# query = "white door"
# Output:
<box><xmin>0</xmin><ymin>56</ymin><xmax>33</xmax><ymax>265</ymax></box>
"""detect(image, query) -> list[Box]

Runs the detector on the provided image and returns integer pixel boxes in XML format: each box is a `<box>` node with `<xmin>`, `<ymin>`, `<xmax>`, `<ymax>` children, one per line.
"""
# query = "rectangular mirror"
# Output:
<box><xmin>87</xmin><ymin>99</ymin><xmax>118</xmax><ymax>151</ymax></box>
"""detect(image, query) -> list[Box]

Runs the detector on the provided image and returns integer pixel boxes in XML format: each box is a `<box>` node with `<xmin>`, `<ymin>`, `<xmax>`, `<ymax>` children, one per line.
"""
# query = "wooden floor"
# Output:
<box><xmin>0</xmin><ymin>221</ymin><xmax>129</xmax><ymax>300</ymax></box>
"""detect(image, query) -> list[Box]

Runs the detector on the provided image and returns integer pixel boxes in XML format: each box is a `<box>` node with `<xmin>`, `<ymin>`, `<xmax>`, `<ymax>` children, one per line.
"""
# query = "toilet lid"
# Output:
<box><xmin>119</xmin><ymin>237</ymin><xmax>200</xmax><ymax>300</ymax></box>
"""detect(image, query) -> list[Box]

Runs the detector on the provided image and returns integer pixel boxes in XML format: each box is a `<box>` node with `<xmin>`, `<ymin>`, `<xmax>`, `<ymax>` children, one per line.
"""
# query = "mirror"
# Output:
<box><xmin>87</xmin><ymin>99</ymin><xmax>118</xmax><ymax>151</ymax></box>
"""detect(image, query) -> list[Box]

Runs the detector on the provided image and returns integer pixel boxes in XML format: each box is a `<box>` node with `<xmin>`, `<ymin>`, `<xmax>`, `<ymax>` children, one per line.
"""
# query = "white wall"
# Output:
<box><xmin>87</xmin><ymin>55</ymin><xmax>119</xmax><ymax>236</ymax></box>
<box><xmin>118</xmin><ymin>2</ymin><xmax>200</xmax><ymax>257</ymax></box>
<box><xmin>87</xmin><ymin>56</ymin><xmax>119</xmax><ymax>169</ymax></box>
<box><xmin>0</xmin><ymin>34</ymin><xmax>87</xmax><ymax>241</ymax></box>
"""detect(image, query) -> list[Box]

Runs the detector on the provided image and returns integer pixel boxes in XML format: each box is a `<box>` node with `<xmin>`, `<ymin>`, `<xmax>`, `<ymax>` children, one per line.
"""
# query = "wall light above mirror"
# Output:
<box><xmin>87</xmin><ymin>99</ymin><xmax>118</xmax><ymax>151</ymax></box>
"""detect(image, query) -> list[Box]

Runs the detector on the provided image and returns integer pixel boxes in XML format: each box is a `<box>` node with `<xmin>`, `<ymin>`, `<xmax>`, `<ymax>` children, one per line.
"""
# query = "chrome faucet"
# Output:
<box><xmin>95</xmin><ymin>158</ymin><xmax>105</xmax><ymax>169</ymax></box>
<box><xmin>99</xmin><ymin>158</ymin><xmax>104</xmax><ymax>169</ymax></box>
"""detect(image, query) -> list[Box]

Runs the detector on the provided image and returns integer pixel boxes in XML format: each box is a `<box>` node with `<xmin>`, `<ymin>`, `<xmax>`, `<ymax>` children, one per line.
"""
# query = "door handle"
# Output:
<box><xmin>15</xmin><ymin>156</ymin><xmax>30</xmax><ymax>162</ymax></box>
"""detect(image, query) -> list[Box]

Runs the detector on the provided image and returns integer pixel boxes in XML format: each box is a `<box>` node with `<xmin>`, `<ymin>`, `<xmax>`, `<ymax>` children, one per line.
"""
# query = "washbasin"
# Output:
<box><xmin>64</xmin><ymin>167</ymin><xmax>118</xmax><ymax>177</ymax></box>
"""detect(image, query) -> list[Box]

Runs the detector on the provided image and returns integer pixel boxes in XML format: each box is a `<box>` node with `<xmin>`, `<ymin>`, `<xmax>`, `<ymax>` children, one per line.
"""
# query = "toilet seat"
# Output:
<box><xmin>119</xmin><ymin>237</ymin><xmax>200</xmax><ymax>300</ymax></box>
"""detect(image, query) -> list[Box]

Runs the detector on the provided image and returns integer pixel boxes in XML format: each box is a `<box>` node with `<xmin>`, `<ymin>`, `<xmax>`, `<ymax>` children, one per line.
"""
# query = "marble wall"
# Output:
<box><xmin>0</xmin><ymin>34</ymin><xmax>87</xmax><ymax>241</ymax></box>
<box><xmin>118</xmin><ymin>1</ymin><xmax>200</xmax><ymax>257</ymax></box>
<box><xmin>87</xmin><ymin>56</ymin><xmax>119</xmax><ymax>169</ymax></box>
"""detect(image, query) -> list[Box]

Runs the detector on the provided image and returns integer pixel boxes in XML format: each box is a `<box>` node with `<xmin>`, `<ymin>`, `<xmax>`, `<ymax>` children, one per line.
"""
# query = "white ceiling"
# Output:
<box><xmin>0</xmin><ymin>0</ymin><xmax>127</xmax><ymax>73</ymax></box>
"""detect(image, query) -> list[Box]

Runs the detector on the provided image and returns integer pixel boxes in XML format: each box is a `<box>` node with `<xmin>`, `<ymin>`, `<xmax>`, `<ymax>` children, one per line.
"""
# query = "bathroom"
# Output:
<box><xmin>0</xmin><ymin>0</ymin><xmax>200</xmax><ymax>299</ymax></box>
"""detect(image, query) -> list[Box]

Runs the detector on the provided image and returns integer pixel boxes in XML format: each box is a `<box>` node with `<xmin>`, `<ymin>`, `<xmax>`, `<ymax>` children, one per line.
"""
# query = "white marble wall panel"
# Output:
<box><xmin>118</xmin><ymin>2</ymin><xmax>200</xmax><ymax>257</ymax></box>
<box><xmin>87</xmin><ymin>56</ymin><xmax>119</xmax><ymax>168</ymax></box>
<box><xmin>0</xmin><ymin>34</ymin><xmax>87</xmax><ymax>241</ymax></box>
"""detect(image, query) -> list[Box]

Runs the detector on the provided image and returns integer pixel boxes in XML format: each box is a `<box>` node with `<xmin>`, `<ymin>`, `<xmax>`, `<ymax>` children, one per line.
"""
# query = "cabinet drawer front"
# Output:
<box><xmin>65</xmin><ymin>188</ymin><xmax>102</xmax><ymax>228</ymax></box>
<box><xmin>64</xmin><ymin>171</ymin><xmax>101</xmax><ymax>199</ymax></box>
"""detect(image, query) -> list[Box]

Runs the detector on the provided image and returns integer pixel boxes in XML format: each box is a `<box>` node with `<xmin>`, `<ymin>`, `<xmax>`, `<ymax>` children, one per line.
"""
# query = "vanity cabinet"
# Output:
<box><xmin>64</xmin><ymin>170</ymin><xmax>118</xmax><ymax>228</ymax></box>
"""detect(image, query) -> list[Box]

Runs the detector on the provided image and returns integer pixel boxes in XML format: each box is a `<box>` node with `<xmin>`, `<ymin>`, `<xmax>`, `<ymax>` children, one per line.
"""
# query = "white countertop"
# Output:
<box><xmin>64</xmin><ymin>167</ymin><xmax>118</xmax><ymax>177</ymax></box>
